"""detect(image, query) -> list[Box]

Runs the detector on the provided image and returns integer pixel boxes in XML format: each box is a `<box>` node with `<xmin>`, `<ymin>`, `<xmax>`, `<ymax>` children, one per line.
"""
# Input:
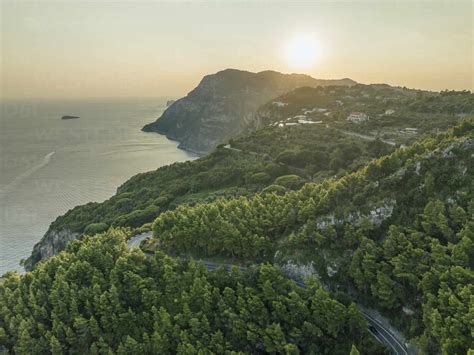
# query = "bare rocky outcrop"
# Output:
<box><xmin>142</xmin><ymin>69</ymin><xmax>355</xmax><ymax>154</ymax></box>
<box><xmin>280</xmin><ymin>260</ymin><xmax>320</xmax><ymax>280</ymax></box>
<box><xmin>315</xmin><ymin>199</ymin><xmax>396</xmax><ymax>230</ymax></box>
<box><xmin>24</xmin><ymin>229</ymin><xmax>79</xmax><ymax>271</ymax></box>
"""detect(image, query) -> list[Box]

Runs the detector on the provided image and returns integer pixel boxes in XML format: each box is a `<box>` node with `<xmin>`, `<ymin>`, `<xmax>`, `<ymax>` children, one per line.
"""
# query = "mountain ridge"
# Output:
<box><xmin>142</xmin><ymin>68</ymin><xmax>356</xmax><ymax>153</ymax></box>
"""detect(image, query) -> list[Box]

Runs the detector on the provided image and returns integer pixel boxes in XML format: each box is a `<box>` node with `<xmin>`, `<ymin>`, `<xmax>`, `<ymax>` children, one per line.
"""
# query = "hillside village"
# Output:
<box><xmin>258</xmin><ymin>85</ymin><xmax>472</xmax><ymax>146</ymax></box>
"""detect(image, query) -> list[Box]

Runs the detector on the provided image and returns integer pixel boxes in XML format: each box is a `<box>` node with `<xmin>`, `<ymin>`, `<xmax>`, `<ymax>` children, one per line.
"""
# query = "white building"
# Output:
<box><xmin>272</xmin><ymin>101</ymin><xmax>288</xmax><ymax>108</ymax></box>
<box><xmin>298</xmin><ymin>119</ymin><xmax>322</xmax><ymax>124</ymax></box>
<box><xmin>303</xmin><ymin>107</ymin><xmax>328</xmax><ymax>115</ymax></box>
<box><xmin>293</xmin><ymin>114</ymin><xmax>307</xmax><ymax>120</ymax></box>
<box><xmin>347</xmin><ymin>112</ymin><xmax>369</xmax><ymax>123</ymax></box>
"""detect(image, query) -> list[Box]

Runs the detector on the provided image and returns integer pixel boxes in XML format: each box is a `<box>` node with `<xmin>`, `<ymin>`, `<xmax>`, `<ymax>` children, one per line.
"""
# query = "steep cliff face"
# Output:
<box><xmin>142</xmin><ymin>69</ymin><xmax>355</xmax><ymax>153</ymax></box>
<box><xmin>24</xmin><ymin>229</ymin><xmax>79</xmax><ymax>271</ymax></box>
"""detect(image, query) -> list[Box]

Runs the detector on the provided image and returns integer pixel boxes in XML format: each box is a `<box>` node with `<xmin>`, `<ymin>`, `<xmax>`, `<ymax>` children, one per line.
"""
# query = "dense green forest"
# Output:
<box><xmin>150</xmin><ymin>120</ymin><xmax>473</xmax><ymax>354</ymax></box>
<box><xmin>0</xmin><ymin>230</ymin><xmax>384</xmax><ymax>354</ymax></box>
<box><xmin>26</xmin><ymin>85</ymin><xmax>473</xmax><ymax>271</ymax></box>
<box><xmin>9</xmin><ymin>121</ymin><xmax>472</xmax><ymax>354</ymax></box>
<box><xmin>16</xmin><ymin>84</ymin><xmax>473</xmax><ymax>354</ymax></box>
<box><xmin>26</xmin><ymin>105</ymin><xmax>401</xmax><ymax>269</ymax></box>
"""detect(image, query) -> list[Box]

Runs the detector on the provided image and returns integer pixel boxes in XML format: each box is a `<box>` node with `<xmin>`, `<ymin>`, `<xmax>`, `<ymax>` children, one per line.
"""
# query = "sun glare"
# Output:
<box><xmin>285</xmin><ymin>35</ymin><xmax>321</xmax><ymax>70</ymax></box>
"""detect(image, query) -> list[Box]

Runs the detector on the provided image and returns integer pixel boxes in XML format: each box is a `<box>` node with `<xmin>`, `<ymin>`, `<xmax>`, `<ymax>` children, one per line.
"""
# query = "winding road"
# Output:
<box><xmin>127</xmin><ymin>231</ymin><xmax>151</xmax><ymax>249</ymax></box>
<box><xmin>127</xmin><ymin>233</ymin><xmax>409</xmax><ymax>355</ymax></box>
<box><xmin>202</xmin><ymin>261</ymin><xmax>409</xmax><ymax>355</ymax></box>
<box><xmin>336</xmin><ymin>129</ymin><xmax>397</xmax><ymax>146</ymax></box>
<box><xmin>363</xmin><ymin>312</ymin><xmax>408</xmax><ymax>355</ymax></box>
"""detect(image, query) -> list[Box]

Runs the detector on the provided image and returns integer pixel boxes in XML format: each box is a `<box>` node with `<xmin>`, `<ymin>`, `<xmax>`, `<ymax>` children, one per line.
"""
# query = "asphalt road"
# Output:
<box><xmin>336</xmin><ymin>129</ymin><xmax>397</xmax><ymax>146</ymax></box>
<box><xmin>126</xmin><ymin>231</ymin><xmax>152</xmax><ymax>249</ymax></box>
<box><xmin>127</xmin><ymin>237</ymin><xmax>409</xmax><ymax>355</ymax></box>
<box><xmin>363</xmin><ymin>312</ymin><xmax>409</xmax><ymax>355</ymax></box>
<box><xmin>189</xmin><ymin>260</ymin><xmax>409</xmax><ymax>355</ymax></box>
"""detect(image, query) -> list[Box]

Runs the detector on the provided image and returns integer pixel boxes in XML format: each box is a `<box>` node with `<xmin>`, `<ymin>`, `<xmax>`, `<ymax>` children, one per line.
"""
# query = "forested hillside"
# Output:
<box><xmin>25</xmin><ymin>116</ymin><xmax>394</xmax><ymax>270</ymax></box>
<box><xmin>0</xmin><ymin>230</ymin><xmax>383</xmax><ymax>354</ymax></box>
<box><xmin>25</xmin><ymin>85</ymin><xmax>472</xmax><ymax>271</ymax></box>
<box><xmin>142</xmin><ymin>69</ymin><xmax>355</xmax><ymax>153</ymax></box>
<box><xmin>150</xmin><ymin>120</ymin><xmax>473</xmax><ymax>354</ymax></box>
<box><xmin>16</xmin><ymin>78</ymin><xmax>473</xmax><ymax>354</ymax></box>
<box><xmin>8</xmin><ymin>120</ymin><xmax>472</xmax><ymax>354</ymax></box>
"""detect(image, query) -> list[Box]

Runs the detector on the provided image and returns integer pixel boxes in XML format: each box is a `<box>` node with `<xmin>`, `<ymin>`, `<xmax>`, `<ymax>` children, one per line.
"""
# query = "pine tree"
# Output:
<box><xmin>349</xmin><ymin>344</ymin><xmax>360</xmax><ymax>355</ymax></box>
<box><xmin>50</xmin><ymin>335</ymin><xmax>62</xmax><ymax>355</ymax></box>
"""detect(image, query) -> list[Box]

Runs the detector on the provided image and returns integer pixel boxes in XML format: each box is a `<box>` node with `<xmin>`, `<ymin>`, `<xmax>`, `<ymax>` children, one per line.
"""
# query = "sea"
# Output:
<box><xmin>0</xmin><ymin>97</ymin><xmax>195</xmax><ymax>274</ymax></box>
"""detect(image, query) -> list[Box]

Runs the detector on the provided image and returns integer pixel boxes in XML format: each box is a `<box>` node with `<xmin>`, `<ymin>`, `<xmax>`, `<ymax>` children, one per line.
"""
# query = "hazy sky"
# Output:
<box><xmin>1</xmin><ymin>1</ymin><xmax>472</xmax><ymax>98</ymax></box>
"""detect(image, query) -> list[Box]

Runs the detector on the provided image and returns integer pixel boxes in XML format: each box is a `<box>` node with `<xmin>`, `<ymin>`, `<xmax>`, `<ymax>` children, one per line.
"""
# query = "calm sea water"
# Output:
<box><xmin>0</xmin><ymin>98</ymin><xmax>195</xmax><ymax>274</ymax></box>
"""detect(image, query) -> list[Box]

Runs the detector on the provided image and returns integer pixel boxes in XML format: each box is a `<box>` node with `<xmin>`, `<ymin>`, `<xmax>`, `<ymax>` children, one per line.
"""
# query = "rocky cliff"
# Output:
<box><xmin>142</xmin><ymin>69</ymin><xmax>355</xmax><ymax>153</ymax></box>
<box><xmin>24</xmin><ymin>229</ymin><xmax>79</xmax><ymax>271</ymax></box>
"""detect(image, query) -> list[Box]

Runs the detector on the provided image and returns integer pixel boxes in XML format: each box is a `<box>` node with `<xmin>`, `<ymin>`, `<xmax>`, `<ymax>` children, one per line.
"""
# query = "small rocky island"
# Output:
<box><xmin>61</xmin><ymin>115</ymin><xmax>79</xmax><ymax>120</ymax></box>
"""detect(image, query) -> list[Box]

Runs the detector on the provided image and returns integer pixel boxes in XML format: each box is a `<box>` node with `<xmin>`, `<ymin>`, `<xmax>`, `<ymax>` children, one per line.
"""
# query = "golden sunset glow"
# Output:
<box><xmin>1</xmin><ymin>2</ymin><xmax>472</xmax><ymax>98</ymax></box>
<box><xmin>284</xmin><ymin>35</ymin><xmax>322</xmax><ymax>70</ymax></box>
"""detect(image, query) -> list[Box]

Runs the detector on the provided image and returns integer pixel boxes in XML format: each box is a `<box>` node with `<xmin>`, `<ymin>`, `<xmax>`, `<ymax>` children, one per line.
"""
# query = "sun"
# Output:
<box><xmin>284</xmin><ymin>35</ymin><xmax>321</xmax><ymax>70</ymax></box>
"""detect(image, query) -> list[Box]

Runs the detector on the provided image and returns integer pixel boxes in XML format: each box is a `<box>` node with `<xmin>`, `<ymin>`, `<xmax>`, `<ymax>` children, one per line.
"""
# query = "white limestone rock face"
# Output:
<box><xmin>315</xmin><ymin>199</ymin><xmax>396</xmax><ymax>230</ymax></box>
<box><xmin>280</xmin><ymin>260</ymin><xmax>320</xmax><ymax>280</ymax></box>
<box><xmin>402</xmin><ymin>306</ymin><xmax>415</xmax><ymax>316</ymax></box>
<box><xmin>24</xmin><ymin>229</ymin><xmax>79</xmax><ymax>271</ymax></box>
<box><xmin>326</xmin><ymin>264</ymin><xmax>338</xmax><ymax>278</ymax></box>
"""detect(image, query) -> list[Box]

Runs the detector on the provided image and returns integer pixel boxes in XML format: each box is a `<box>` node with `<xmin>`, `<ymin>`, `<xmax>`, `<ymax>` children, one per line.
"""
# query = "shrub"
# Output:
<box><xmin>153</xmin><ymin>195</ymin><xmax>173</xmax><ymax>207</ymax></box>
<box><xmin>274</xmin><ymin>175</ymin><xmax>305</xmax><ymax>189</ymax></box>
<box><xmin>83</xmin><ymin>222</ymin><xmax>109</xmax><ymax>236</ymax></box>
<box><xmin>247</xmin><ymin>172</ymin><xmax>271</xmax><ymax>184</ymax></box>
<box><xmin>113</xmin><ymin>205</ymin><xmax>160</xmax><ymax>228</ymax></box>
<box><xmin>261</xmin><ymin>184</ymin><xmax>287</xmax><ymax>195</ymax></box>
<box><xmin>276</xmin><ymin>150</ymin><xmax>298</xmax><ymax>165</ymax></box>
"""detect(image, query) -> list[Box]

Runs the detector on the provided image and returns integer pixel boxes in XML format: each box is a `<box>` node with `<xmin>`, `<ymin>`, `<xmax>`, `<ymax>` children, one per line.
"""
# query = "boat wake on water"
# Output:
<box><xmin>0</xmin><ymin>151</ymin><xmax>55</xmax><ymax>198</ymax></box>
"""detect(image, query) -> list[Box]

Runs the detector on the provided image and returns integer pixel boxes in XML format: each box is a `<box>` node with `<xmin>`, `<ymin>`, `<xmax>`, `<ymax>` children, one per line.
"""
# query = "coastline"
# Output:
<box><xmin>1</xmin><ymin>98</ymin><xmax>195</xmax><ymax>275</ymax></box>
<box><xmin>20</xmin><ymin>130</ymin><xmax>198</xmax><ymax>274</ymax></box>
<box><xmin>143</xmin><ymin>127</ymin><xmax>207</xmax><ymax>157</ymax></box>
